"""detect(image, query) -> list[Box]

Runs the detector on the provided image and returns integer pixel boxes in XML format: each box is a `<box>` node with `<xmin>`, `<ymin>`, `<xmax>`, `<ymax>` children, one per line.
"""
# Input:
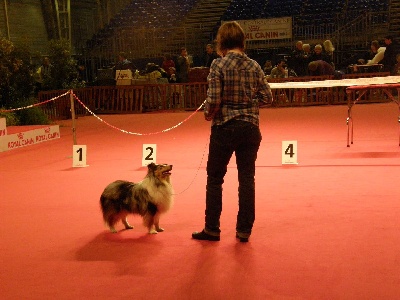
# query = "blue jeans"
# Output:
<box><xmin>205</xmin><ymin>120</ymin><xmax>262</xmax><ymax>237</ymax></box>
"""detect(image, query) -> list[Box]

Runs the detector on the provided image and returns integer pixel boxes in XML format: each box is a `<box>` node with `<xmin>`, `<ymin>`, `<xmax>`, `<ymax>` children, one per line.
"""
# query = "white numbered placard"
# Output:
<box><xmin>282</xmin><ymin>141</ymin><xmax>298</xmax><ymax>165</ymax></box>
<box><xmin>142</xmin><ymin>144</ymin><xmax>157</xmax><ymax>166</ymax></box>
<box><xmin>73</xmin><ymin>145</ymin><xmax>88</xmax><ymax>167</ymax></box>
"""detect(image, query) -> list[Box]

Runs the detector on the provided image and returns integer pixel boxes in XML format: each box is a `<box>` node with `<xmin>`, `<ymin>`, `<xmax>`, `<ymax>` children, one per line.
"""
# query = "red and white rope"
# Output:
<box><xmin>71</xmin><ymin>91</ymin><xmax>205</xmax><ymax>136</ymax></box>
<box><xmin>0</xmin><ymin>91</ymin><xmax>70</xmax><ymax>113</ymax></box>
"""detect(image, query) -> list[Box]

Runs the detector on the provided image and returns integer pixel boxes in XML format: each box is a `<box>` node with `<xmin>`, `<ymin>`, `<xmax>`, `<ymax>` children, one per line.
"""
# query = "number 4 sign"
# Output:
<box><xmin>73</xmin><ymin>145</ymin><xmax>88</xmax><ymax>167</ymax></box>
<box><xmin>282</xmin><ymin>141</ymin><xmax>298</xmax><ymax>165</ymax></box>
<box><xmin>142</xmin><ymin>144</ymin><xmax>157</xmax><ymax>166</ymax></box>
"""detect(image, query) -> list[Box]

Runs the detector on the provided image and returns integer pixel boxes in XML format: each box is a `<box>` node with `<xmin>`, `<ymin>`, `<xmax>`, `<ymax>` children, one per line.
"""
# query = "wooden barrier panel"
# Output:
<box><xmin>38</xmin><ymin>88</ymin><xmax>94</xmax><ymax>120</ymax></box>
<box><xmin>37</xmin><ymin>90</ymin><xmax>71</xmax><ymax>120</ymax></box>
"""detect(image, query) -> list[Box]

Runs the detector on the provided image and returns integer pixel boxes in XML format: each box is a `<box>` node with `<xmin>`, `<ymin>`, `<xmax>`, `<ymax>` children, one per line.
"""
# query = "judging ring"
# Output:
<box><xmin>269</xmin><ymin>76</ymin><xmax>400</xmax><ymax>147</ymax></box>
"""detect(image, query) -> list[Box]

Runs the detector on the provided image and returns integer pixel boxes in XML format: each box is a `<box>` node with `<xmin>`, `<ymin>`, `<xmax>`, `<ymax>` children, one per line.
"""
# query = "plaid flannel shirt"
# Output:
<box><xmin>204</xmin><ymin>52</ymin><xmax>272</xmax><ymax>127</ymax></box>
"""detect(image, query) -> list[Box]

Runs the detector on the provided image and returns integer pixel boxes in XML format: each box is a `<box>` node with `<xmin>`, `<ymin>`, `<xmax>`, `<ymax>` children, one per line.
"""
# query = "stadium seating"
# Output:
<box><xmin>222</xmin><ymin>0</ymin><xmax>388</xmax><ymax>25</ymax></box>
<box><xmin>86</xmin><ymin>0</ymin><xmax>198</xmax><ymax>50</ymax></box>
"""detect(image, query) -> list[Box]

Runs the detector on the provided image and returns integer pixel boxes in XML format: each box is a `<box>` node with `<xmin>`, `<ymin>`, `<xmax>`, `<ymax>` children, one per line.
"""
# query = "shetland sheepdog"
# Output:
<box><xmin>100</xmin><ymin>163</ymin><xmax>173</xmax><ymax>234</ymax></box>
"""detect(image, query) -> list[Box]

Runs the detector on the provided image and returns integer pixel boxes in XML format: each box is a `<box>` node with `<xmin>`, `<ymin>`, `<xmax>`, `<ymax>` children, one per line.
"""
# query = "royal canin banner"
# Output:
<box><xmin>0</xmin><ymin>120</ymin><xmax>60</xmax><ymax>152</ymax></box>
<box><xmin>234</xmin><ymin>17</ymin><xmax>292</xmax><ymax>41</ymax></box>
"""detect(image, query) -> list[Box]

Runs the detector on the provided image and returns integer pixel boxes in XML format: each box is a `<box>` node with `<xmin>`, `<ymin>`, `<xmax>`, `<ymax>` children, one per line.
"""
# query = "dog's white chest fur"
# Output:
<box><xmin>140</xmin><ymin>178</ymin><xmax>174</xmax><ymax>212</ymax></box>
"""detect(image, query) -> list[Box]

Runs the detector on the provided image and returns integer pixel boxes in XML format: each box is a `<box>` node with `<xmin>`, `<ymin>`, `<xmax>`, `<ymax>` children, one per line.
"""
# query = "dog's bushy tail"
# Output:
<box><xmin>100</xmin><ymin>180</ymin><xmax>135</xmax><ymax>228</ymax></box>
<box><xmin>100</xmin><ymin>195</ymin><xmax>120</xmax><ymax>228</ymax></box>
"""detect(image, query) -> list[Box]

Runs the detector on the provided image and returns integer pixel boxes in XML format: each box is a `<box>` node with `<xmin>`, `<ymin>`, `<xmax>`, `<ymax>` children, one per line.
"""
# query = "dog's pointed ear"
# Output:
<box><xmin>147</xmin><ymin>162</ymin><xmax>156</xmax><ymax>170</ymax></box>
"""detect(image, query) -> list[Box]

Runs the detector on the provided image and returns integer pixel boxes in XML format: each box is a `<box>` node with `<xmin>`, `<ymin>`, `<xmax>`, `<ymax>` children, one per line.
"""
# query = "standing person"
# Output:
<box><xmin>289</xmin><ymin>40</ymin><xmax>307</xmax><ymax>76</ymax></box>
<box><xmin>310</xmin><ymin>44</ymin><xmax>332</xmax><ymax>66</ymax></box>
<box><xmin>176</xmin><ymin>47</ymin><xmax>190</xmax><ymax>83</ymax></box>
<box><xmin>302</xmin><ymin>43</ymin><xmax>312</xmax><ymax>75</ymax></box>
<box><xmin>192</xmin><ymin>21</ymin><xmax>272</xmax><ymax>243</ymax></box>
<box><xmin>302</xmin><ymin>43</ymin><xmax>311</xmax><ymax>56</ymax></box>
<box><xmin>323</xmin><ymin>39</ymin><xmax>335</xmax><ymax>66</ymax></box>
<box><xmin>204</xmin><ymin>43</ymin><xmax>220</xmax><ymax>67</ymax></box>
<box><xmin>380</xmin><ymin>35</ymin><xmax>400</xmax><ymax>74</ymax></box>
<box><xmin>35</xmin><ymin>56</ymin><xmax>54</xmax><ymax>91</ymax></box>
<box><xmin>323</xmin><ymin>39</ymin><xmax>335</xmax><ymax>69</ymax></box>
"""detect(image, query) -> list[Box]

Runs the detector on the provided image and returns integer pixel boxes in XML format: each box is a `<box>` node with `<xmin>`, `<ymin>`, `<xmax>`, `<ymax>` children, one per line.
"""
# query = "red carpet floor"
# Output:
<box><xmin>1</xmin><ymin>103</ymin><xmax>400</xmax><ymax>299</ymax></box>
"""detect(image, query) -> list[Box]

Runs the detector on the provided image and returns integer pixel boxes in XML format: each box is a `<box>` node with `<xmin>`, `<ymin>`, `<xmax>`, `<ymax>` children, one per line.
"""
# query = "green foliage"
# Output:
<box><xmin>14</xmin><ymin>98</ymin><xmax>49</xmax><ymax>125</ymax></box>
<box><xmin>0</xmin><ymin>110</ymin><xmax>19</xmax><ymax>126</ymax></box>
<box><xmin>0</xmin><ymin>37</ymin><xmax>35</xmax><ymax>108</ymax></box>
<box><xmin>0</xmin><ymin>38</ymin><xmax>84</xmax><ymax>125</ymax></box>
<box><xmin>0</xmin><ymin>38</ymin><xmax>47</xmax><ymax>125</ymax></box>
<box><xmin>17</xmin><ymin>106</ymin><xmax>49</xmax><ymax>125</ymax></box>
<box><xmin>46</xmin><ymin>39</ymin><xmax>86</xmax><ymax>90</ymax></box>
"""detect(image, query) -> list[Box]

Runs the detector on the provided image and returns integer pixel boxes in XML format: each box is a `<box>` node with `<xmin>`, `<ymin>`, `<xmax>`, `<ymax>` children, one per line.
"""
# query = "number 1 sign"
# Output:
<box><xmin>282</xmin><ymin>141</ymin><xmax>298</xmax><ymax>165</ymax></box>
<box><xmin>73</xmin><ymin>145</ymin><xmax>88</xmax><ymax>167</ymax></box>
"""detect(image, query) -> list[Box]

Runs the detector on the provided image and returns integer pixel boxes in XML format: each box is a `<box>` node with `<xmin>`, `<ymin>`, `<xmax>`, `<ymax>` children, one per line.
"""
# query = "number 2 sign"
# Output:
<box><xmin>282</xmin><ymin>141</ymin><xmax>298</xmax><ymax>165</ymax></box>
<box><xmin>142</xmin><ymin>144</ymin><xmax>157</xmax><ymax>166</ymax></box>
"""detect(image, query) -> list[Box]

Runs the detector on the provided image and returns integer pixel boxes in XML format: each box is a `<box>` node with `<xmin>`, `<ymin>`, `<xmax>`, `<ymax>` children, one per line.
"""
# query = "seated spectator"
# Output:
<box><xmin>115</xmin><ymin>52</ymin><xmax>132</xmax><ymax>70</ymax></box>
<box><xmin>358</xmin><ymin>40</ymin><xmax>380</xmax><ymax>64</ymax></box>
<box><xmin>308</xmin><ymin>60</ymin><xmax>335</xmax><ymax>76</ymax></box>
<box><xmin>366</xmin><ymin>46</ymin><xmax>385</xmax><ymax>65</ymax></box>
<box><xmin>161</xmin><ymin>54</ymin><xmax>175</xmax><ymax>79</ymax></box>
<box><xmin>263</xmin><ymin>60</ymin><xmax>273</xmax><ymax>75</ymax></box>
<box><xmin>270</xmin><ymin>59</ymin><xmax>287</xmax><ymax>78</ymax></box>
<box><xmin>168</xmin><ymin>67</ymin><xmax>177</xmax><ymax>83</ymax></box>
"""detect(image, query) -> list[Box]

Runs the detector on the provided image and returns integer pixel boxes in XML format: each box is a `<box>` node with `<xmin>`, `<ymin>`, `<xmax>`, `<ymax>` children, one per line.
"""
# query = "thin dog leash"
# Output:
<box><xmin>172</xmin><ymin>140</ymin><xmax>208</xmax><ymax>195</ymax></box>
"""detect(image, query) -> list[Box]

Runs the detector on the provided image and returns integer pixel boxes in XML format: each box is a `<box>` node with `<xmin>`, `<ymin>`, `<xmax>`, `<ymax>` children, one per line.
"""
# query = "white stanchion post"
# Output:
<box><xmin>70</xmin><ymin>90</ymin><xmax>77</xmax><ymax>145</ymax></box>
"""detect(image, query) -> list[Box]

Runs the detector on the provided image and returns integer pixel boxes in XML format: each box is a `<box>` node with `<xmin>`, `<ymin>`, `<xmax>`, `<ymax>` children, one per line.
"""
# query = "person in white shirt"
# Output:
<box><xmin>367</xmin><ymin>47</ymin><xmax>386</xmax><ymax>65</ymax></box>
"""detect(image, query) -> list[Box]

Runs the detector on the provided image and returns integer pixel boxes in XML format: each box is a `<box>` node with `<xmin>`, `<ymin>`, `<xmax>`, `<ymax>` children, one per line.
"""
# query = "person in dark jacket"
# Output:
<box><xmin>289</xmin><ymin>40</ymin><xmax>307</xmax><ymax>76</ymax></box>
<box><xmin>204</xmin><ymin>44</ymin><xmax>220</xmax><ymax>68</ymax></box>
<box><xmin>380</xmin><ymin>35</ymin><xmax>400</xmax><ymax>74</ymax></box>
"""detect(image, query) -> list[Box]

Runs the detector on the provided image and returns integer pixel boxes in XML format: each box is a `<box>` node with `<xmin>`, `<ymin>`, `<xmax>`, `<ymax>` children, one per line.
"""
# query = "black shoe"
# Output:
<box><xmin>192</xmin><ymin>230</ymin><xmax>220</xmax><ymax>241</ymax></box>
<box><xmin>236</xmin><ymin>233</ymin><xmax>249</xmax><ymax>243</ymax></box>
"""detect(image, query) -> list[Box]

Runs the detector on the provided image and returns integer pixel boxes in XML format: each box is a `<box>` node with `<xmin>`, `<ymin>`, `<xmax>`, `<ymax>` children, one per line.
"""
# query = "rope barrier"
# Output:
<box><xmin>71</xmin><ymin>91</ymin><xmax>205</xmax><ymax>136</ymax></box>
<box><xmin>1</xmin><ymin>90</ymin><xmax>208</xmax><ymax>194</ymax></box>
<box><xmin>0</xmin><ymin>91</ymin><xmax>70</xmax><ymax>113</ymax></box>
<box><xmin>1</xmin><ymin>89</ymin><xmax>206</xmax><ymax>136</ymax></box>
<box><xmin>71</xmin><ymin>90</ymin><xmax>209</xmax><ymax>194</ymax></box>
